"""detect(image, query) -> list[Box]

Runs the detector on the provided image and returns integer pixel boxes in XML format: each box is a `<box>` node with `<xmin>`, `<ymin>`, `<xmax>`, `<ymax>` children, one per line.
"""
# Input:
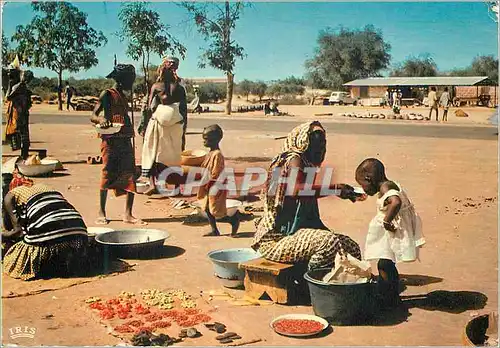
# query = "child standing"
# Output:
<box><xmin>355</xmin><ymin>158</ymin><xmax>425</xmax><ymax>307</ymax></box>
<box><xmin>198</xmin><ymin>125</ymin><xmax>240</xmax><ymax>237</ymax></box>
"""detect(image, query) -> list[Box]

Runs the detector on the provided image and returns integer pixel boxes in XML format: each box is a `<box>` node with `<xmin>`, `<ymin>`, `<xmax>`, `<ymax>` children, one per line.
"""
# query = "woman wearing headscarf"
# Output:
<box><xmin>2</xmin><ymin>172</ymin><xmax>90</xmax><ymax>280</ymax></box>
<box><xmin>4</xmin><ymin>56</ymin><xmax>33</xmax><ymax>160</ymax></box>
<box><xmin>251</xmin><ymin>121</ymin><xmax>362</xmax><ymax>270</ymax></box>
<box><xmin>90</xmin><ymin>64</ymin><xmax>145</xmax><ymax>226</ymax></box>
<box><xmin>139</xmin><ymin>56</ymin><xmax>187</xmax><ymax>194</ymax></box>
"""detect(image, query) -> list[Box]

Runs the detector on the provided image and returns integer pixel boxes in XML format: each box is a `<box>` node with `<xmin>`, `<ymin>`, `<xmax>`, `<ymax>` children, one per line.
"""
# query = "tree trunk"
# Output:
<box><xmin>226</xmin><ymin>72</ymin><xmax>234</xmax><ymax>115</ymax></box>
<box><xmin>57</xmin><ymin>70</ymin><xmax>63</xmax><ymax>111</ymax></box>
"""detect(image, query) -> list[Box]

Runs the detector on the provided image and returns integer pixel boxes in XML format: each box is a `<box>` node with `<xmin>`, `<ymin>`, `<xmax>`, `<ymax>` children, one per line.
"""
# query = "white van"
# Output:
<box><xmin>329</xmin><ymin>91</ymin><xmax>357</xmax><ymax>105</ymax></box>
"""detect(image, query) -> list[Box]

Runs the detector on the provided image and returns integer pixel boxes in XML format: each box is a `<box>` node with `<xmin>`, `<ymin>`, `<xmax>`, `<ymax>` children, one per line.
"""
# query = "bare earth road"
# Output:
<box><xmin>29</xmin><ymin>113</ymin><xmax>498</xmax><ymax>140</ymax></box>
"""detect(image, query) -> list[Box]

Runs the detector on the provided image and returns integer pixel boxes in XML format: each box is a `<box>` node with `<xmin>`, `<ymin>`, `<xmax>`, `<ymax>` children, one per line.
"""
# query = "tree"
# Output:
<box><xmin>237</xmin><ymin>79</ymin><xmax>253</xmax><ymax>101</ymax></box>
<box><xmin>181</xmin><ymin>2</ymin><xmax>247</xmax><ymax>115</ymax></box>
<box><xmin>12</xmin><ymin>2</ymin><xmax>107</xmax><ymax>110</ymax></box>
<box><xmin>305</xmin><ymin>70</ymin><xmax>328</xmax><ymax>105</ymax></box>
<box><xmin>251</xmin><ymin>81</ymin><xmax>267</xmax><ymax>102</ymax></box>
<box><xmin>117</xmin><ymin>2</ymin><xmax>186</xmax><ymax>101</ymax></box>
<box><xmin>450</xmin><ymin>55</ymin><xmax>499</xmax><ymax>82</ymax></box>
<box><xmin>2</xmin><ymin>32</ymin><xmax>16</xmax><ymax>66</ymax></box>
<box><xmin>306</xmin><ymin>25</ymin><xmax>391</xmax><ymax>89</ymax></box>
<box><xmin>266</xmin><ymin>76</ymin><xmax>305</xmax><ymax>99</ymax></box>
<box><xmin>391</xmin><ymin>54</ymin><xmax>438</xmax><ymax>77</ymax></box>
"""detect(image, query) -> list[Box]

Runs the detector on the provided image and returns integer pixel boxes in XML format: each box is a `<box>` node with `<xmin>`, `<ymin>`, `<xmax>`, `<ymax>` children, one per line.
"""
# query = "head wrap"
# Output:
<box><xmin>9</xmin><ymin>168</ymin><xmax>34</xmax><ymax>191</ymax></box>
<box><xmin>8</xmin><ymin>55</ymin><xmax>21</xmax><ymax>71</ymax></box>
<box><xmin>157</xmin><ymin>57</ymin><xmax>180</xmax><ymax>83</ymax></box>
<box><xmin>252</xmin><ymin>121</ymin><xmax>326</xmax><ymax>247</ymax></box>
<box><xmin>106</xmin><ymin>64</ymin><xmax>136</xmax><ymax>80</ymax></box>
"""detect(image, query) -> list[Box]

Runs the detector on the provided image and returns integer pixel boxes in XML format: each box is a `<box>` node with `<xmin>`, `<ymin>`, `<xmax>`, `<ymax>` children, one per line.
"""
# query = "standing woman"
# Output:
<box><xmin>90</xmin><ymin>64</ymin><xmax>145</xmax><ymax>225</ymax></box>
<box><xmin>139</xmin><ymin>57</ymin><xmax>187</xmax><ymax>194</ymax></box>
<box><xmin>4</xmin><ymin>56</ymin><xmax>33</xmax><ymax>160</ymax></box>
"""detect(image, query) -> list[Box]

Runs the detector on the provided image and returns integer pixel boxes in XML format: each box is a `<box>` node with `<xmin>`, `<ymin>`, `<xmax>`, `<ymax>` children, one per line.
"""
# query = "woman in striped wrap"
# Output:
<box><xmin>251</xmin><ymin>121</ymin><xmax>361</xmax><ymax>270</ymax></box>
<box><xmin>2</xmin><ymin>174</ymin><xmax>89</xmax><ymax>280</ymax></box>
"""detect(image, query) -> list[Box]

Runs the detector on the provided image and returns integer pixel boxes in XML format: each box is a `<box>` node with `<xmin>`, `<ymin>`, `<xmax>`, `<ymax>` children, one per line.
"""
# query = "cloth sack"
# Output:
<box><xmin>152</xmin><ymin>103</ymin><xmax>182</xmax><ymax>127</ymax></box>
<box><xmin>323</xmin><ymin>252</ymin><xmax>372</xmax><ymax>284</ymax></box>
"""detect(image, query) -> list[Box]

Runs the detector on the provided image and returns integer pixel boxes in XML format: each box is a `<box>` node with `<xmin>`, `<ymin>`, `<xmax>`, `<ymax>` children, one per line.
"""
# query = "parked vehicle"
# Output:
<box><xmin>329</xmin><ymin>92</ymin><xmax>357</xmax><ymax>105</ymax></box>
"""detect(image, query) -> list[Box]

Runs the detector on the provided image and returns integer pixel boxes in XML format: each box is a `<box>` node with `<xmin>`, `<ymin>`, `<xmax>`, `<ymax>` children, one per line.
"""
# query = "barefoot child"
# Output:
<box><xmin>355</xmin><ymin>158</ymin><xmax>425</xmax><ymax>307</ymax></box>
<box><xmin>198</xmin><ymin>125</ymin><xmax>240</xmax><ymax>237</ymax></box>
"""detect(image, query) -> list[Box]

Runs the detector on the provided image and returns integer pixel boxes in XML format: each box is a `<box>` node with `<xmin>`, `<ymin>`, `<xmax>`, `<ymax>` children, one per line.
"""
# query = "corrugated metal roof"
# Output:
<box><xmin>343</xmin><ymin>76</ymin><xmax>491</xmax><ymax>87</ymax></box>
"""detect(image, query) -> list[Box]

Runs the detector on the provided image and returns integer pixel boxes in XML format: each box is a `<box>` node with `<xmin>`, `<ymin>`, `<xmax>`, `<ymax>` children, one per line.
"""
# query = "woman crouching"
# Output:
<box><xmin>2</xmin><ymin>172</ymin><xmax>90</xmax><ymax>280</ymax></box>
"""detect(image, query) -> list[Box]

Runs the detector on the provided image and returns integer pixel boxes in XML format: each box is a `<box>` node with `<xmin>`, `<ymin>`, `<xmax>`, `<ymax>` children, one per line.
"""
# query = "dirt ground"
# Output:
<box><xmin>1</xmin><ymin>112</ymin><xmax>498</xmax><ymax>346</ymax></box>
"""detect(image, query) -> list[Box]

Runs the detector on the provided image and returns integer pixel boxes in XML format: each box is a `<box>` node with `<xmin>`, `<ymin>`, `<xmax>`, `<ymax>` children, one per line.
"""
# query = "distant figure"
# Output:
<box><xmin>392</xmin><ymin>90</ymin><xmax>399</xmax><ymax>108</ymax></box>
<box><xmin>428</xmin><ymin>87</ymin><xmax>439</xmax><ymax>121</ymax></box>
<box><xmin>439</xmin><ymin>87</ymin><xmax>451</xmax><ymax>122</ymax></box>
<box><xmin>65</xmin><ymin>81</ymin><xmax>76</xmax><ymax>111</ymax></box>
<box><xmin>264</xmin><ymin>101</ymin><xmax>271</xmax><ymax>115</ymax></box>
<box><xmin>271</xmin><ymin>102</ymin><xmax>280</xmax><ymax>116</ymax></box>
<box><xmin>384</xmin><ymin>90</ymin><xmax>390</xmax><ymax>108</ymax></box>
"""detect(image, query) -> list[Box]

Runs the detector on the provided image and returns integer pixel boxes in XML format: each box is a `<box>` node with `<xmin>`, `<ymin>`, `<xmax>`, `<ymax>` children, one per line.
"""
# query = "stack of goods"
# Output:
<box><xmin>322</xmin><ymin>253</ymin><xmax>373</xmax><ymax>284</ymax></box>
<box><xmin>84</xmin><ymin>289</ymin><xmax>248</xmax><ymax>346</ymax></box>
<box><xmin>73</xmin><ymin>96</ymin><xmax>99</xmax><ymax>111</ymax></box>
<box><xmin>338</xmin><ymin>112</ymin><xmax>429</xmax><ymax>121</ymax></box>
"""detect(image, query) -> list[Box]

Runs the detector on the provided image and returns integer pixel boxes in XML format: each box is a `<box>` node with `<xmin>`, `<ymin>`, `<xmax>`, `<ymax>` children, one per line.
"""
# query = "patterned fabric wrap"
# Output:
<box><xmin>99</xmin><ymin>88</ymin><xmax>134</xmax><ymax>140</ymax></box>
<box><xmin>17</xmin><ymin>191</ymin><xmax>87</xmax><ymax>244</ymax></box>
<box><xmin>3</xmin><ymin>236</ymin><xmax>88</xmax><ymax>281</ymax></box>
<box><xmin>252</xmin><ymin>121</ymin><xmax>325</xmax><ymax>248</ymax></box>
<box><xmin>100</xmin><ymin>137</ymin><xmax>136</xmax><ymax>196</ymax></box>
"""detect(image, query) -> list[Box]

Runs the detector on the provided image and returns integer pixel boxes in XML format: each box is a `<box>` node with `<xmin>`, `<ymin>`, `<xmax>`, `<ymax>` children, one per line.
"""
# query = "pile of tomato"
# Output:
<box><xmin>88</xmin><ymin>296</ymin><xmax>212</xmax><ymax>335</ymax></box>
<box><xmin>273</xmin><ymin>319</ymin><xmax>324</xmax><ymax>334</ymax></box>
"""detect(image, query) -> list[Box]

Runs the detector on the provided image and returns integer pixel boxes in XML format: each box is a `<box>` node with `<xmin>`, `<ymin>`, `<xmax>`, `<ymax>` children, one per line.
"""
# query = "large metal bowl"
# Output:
<box><xmin>95</xmin><ymin>229</ymin><xmax>170</xmax><ymax>258</ymax></box>
<box><xmin>17</xmin><ymin>159</ymin><xmax>58</xmax><ymax>177</ymax></box>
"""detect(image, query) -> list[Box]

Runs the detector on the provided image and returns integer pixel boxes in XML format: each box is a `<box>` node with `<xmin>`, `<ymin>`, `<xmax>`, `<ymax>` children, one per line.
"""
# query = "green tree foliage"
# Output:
<box><xmin>390</xmin><ymin>54</ymin><xmax>438</xmax><ymax>77</ymax></box>
<box><xmin>12</xmin><ymin>2</ymin><xmax>107</xmax><ymax>110</ymax></box>
<box><xmin>2</xmin><ymin>32</ymin><xmax>16</xmax><ymax>66</ymax></box>
<box><xmin>251</xmin><ymin>81</ymin><xmax>267</xmax><ymax>102</ymax></box>
<box><xmin>117</xmin><ymin>2</ymin><xmax>186</xmax><ymax>99</ymax></box>
<box><xmin>306</xmin><ymin>25</ymin><xmax>391</xmax><ymax>89</ymax></box>
<box><xmin>266</xmin><ymin>76</ymin><xmax>305</xmax><ymax>98</ymax></box>
<box><xmin>181</xmin><ymin>1</ymin><xmax>247</xmax><ymax>114</ymax></box>
<box><xmin>237</xmin><ymin>79</ymin><xmax>253</xmax><ymax>101</ymax></box>
<box><xmin>451</xmin><ymin>55</ymin><xmax>498</xmax><ymax>82</ymax></box>
<box><xmin>198</xmin><ymin>83</ymin><xmax>226</xmax><ymax>103</ymax></box>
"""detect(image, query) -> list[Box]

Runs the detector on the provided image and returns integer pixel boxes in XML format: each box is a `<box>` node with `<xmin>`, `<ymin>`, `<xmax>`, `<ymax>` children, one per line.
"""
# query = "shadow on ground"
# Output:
<box><xmin>369</xmin><ymin>290</ymin><xmax>488</xmax><ymax>326</ymax></box>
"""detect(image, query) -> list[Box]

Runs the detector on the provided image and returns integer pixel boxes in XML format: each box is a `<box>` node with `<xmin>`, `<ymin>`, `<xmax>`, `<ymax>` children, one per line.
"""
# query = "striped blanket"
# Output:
<box><xmin>18</xmin><ymin>191</ymin><xmax>87</xmax><ymax>244</ymax></box>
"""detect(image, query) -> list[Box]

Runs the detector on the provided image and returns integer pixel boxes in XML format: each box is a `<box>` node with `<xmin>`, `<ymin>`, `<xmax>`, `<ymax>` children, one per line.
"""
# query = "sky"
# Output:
<box><xmin>1</xmin><ymin>1</ymin><xmax>499</xmax><ymax>83</ymax></box>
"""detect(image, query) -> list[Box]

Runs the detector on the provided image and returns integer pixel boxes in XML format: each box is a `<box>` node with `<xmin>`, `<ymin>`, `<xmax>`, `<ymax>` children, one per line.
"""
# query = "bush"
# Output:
<box><xmin>198</xmin><ymin>83</ymin><xmax>226</xmax><ymax>103</ymax></box>
<box><xmin>279</xmin><ymin>94</ymin><xmax>307</xmax><ymax>105</ymax></box>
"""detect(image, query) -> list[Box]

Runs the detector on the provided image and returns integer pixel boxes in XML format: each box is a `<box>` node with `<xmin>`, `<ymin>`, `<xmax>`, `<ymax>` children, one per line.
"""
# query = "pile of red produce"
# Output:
<box><xmin>87</xmin><ymin>296</ymin><xmax>212</xmax><ymax>335</ymax></box>
<box><xmin>273</xmin><ymin>319</ymin><xmax>324</xmax><ymax>335</ymax></box>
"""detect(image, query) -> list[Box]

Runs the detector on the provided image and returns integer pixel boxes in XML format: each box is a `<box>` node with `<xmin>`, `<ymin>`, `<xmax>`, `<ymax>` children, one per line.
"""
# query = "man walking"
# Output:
<box><xmin>439</xmin><ymin>87</ymin><xmax>451</xmax><ymax>122</ymax></box>
<box><xmin>64</xmin><ymin>81</ymin><xmax>76</xmax><ymax>111</ymax></box>
<box><xmin>428</xmin><ymin>86</ymin><xmax>439</xmax><ymax>121</ymax></box>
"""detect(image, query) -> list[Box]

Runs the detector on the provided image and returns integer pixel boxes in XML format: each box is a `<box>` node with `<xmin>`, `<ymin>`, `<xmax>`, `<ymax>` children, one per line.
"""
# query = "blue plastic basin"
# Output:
<box><xmin>207</xmin><ymin>248</ymin><xmax>261</xmax><ymax>287</ymax></box>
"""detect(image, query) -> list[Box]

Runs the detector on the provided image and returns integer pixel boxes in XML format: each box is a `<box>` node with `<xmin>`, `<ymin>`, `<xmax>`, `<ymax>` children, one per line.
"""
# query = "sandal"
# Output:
<box><xmin>123</xmin><ymin>218</ymin><xmax>148</xmax><ymax>226</ymax></box>
<box><xmin>95</xmin><ymin>217</ymin><xmax>109</xmax><ymax>225</ymax></box>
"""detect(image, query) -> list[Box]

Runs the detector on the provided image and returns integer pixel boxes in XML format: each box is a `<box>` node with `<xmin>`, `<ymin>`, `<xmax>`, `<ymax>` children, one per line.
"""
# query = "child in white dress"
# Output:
<box><xmin>355</xmin><ymin>158</ymin><xmax>425</xmax><ymax>307</ymax></box>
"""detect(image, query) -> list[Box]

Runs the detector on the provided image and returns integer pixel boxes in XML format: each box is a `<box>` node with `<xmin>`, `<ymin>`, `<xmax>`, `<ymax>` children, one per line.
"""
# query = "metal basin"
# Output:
<box><xmin>207</xmin><ymin>248</ymin><xmax>261</xmax><ymax>288</ymax></box>
<box><xmin>17</xmin><ymin>159</ymin><xmax>58</xmax><ymax>177</ymax></box>
<box><xmin>96</xmin><ymin>229</ymin><xmax>170</xmax><ymax>258</ymax></box>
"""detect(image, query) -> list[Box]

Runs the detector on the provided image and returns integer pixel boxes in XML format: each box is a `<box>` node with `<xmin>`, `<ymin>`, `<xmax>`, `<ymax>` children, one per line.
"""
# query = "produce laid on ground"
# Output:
<box><xmin>338</xmin><ymin>112</ymin><xmax>429</xmax><ymax>121</ymax></box>
<box><xmin>84</xmin><ymin>289</ymin><xmax>248</xmax><ymax>346</ymax></box>
<box><xmin>270</xmin><ymin>314</ymin><xmax>329</xmax><ymax>338</ymax></box>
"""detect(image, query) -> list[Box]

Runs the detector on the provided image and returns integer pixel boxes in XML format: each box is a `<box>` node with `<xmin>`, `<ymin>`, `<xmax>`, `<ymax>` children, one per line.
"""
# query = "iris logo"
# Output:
<box><xmin>8</xmin><ymin>326</ymin><xmax>36</xmax><ymax>339</ymax></box>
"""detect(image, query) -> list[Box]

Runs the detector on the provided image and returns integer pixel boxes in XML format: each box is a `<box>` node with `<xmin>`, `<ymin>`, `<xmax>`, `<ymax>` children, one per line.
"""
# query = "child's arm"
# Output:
<box><xmin>380</xmin><ymin>181</ymin><xmax>402</xmax><ymax>232</ymax></box>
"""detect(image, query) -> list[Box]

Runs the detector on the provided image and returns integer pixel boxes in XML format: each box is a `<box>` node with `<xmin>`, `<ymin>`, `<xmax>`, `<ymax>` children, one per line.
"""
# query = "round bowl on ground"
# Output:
<box><xmin>207</xmin><ymin>248</ymin><xmax>261</xmax><ymax>288</ymax></box>
<box><xmin>181</xmin><ymin>149</ymin><xmax>207</xmax><ymax>167</ymax></box>
<box><xmin>304</xmin><ymin>268</ymin><xmax>378</xmax><ymax>325</ymax></box>
<box><xmin>193</xmin><ymin>199</ymin><xmax>242</xmax><ymax>218</ymax></box>
<box><xmin>463</xmin><ymin>312</ymin><xmax>498</xmax><ymax>346</ymax></box>
<box><xmin>95</xmin><ymin>229</ymin><xmax>170</xmax><ymax>258</ymax></box>
<box><xmin>270</xmin><ymin>314</ymin><xmax>329</xmax><ymax>337</ymax></box>
<box><xmin>17</xmin><ymin>159</ymin><xmax>58</xmax><ymax>177</ymax></box>
<box><xmin>136</xmin><ymin>181</ymin><xmax>151</xmax><ymax>194</ymax></box>
<box><xmin>95</xmin><ymin>123</ymin><xmax>123</xmax><ymax>135</ymax></box>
